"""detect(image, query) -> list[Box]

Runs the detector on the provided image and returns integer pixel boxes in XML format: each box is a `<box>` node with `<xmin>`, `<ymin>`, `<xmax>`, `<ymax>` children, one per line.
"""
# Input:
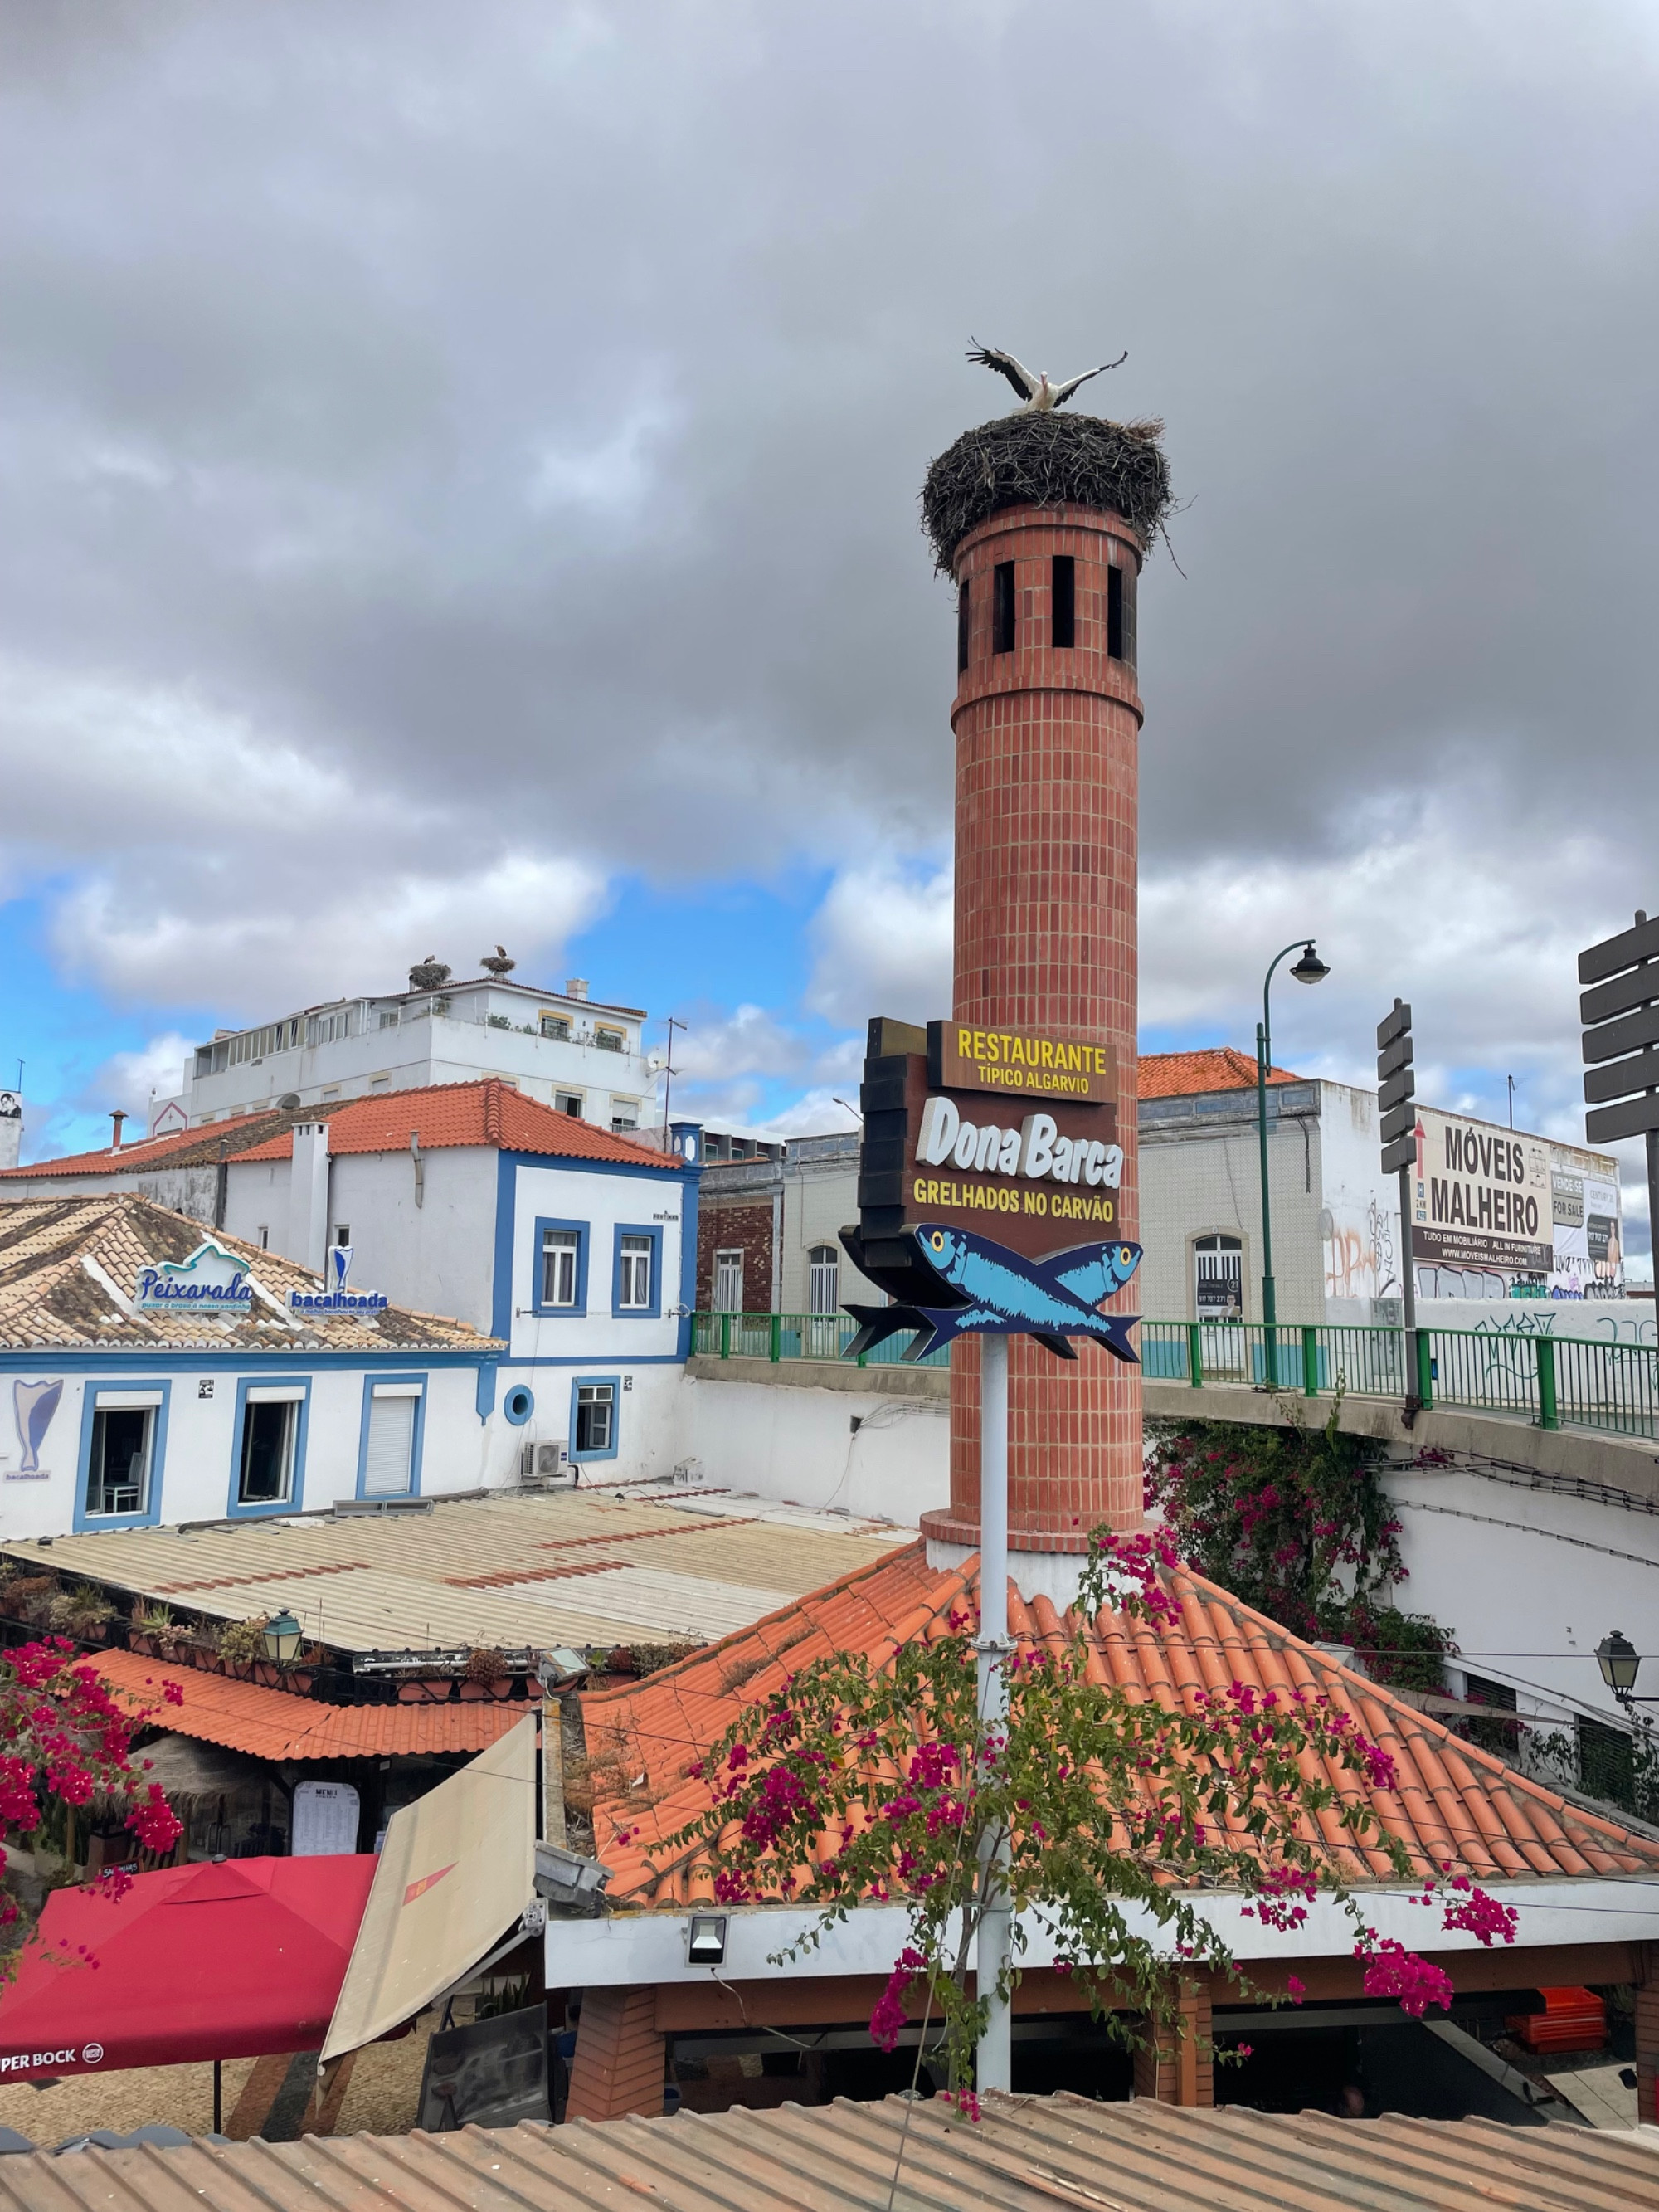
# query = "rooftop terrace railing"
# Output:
<box><xmin>692</xmin><ymin>1313</ymin><xmax>1658</xmax><ymax>1440</ymax></box>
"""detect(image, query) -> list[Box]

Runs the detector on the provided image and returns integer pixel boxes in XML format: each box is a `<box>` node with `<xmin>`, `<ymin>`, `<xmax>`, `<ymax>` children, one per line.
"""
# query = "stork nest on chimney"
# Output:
<box><xmin>921</xmin><ymin>410</ymin><xmax>1172</xmax><ymax>576</ymax></box>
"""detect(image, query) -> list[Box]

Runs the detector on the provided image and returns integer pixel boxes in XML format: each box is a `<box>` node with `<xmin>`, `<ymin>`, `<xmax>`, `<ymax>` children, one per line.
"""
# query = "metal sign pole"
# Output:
<box><xmin>975</xmin><ymin>1331</ymin><xmax>1012</xmax><ymax>2094</ymax></box>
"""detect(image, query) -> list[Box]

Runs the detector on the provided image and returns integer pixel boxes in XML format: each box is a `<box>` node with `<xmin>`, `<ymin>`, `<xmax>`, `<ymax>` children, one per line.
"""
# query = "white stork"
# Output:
<box><xmin>966</xmin><ymin>339</ymin><xmax>1127</xmax><ymax>413</ymax></box>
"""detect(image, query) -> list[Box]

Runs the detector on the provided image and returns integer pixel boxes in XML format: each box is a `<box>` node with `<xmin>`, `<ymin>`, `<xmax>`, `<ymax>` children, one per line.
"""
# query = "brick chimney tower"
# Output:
<box><xmin>917</xmin><ymin>415</ymin><xmax>1166</xmax><ymax>1586</ymax></box>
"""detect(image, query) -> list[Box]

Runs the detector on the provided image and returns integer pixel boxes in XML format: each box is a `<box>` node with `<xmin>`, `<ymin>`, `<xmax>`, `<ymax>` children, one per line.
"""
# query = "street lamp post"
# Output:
<box><xmin>1255</xmin><ymin>941</ymin><xmax>1330</xmax><ymax>1381</ymax></box>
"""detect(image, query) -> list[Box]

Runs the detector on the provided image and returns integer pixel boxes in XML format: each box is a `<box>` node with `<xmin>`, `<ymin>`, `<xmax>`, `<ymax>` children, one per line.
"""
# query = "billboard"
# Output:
<box><xmin>1408</xmin><ymin>1108</ymin><xmax>1552</xmax><ymax>1276</ymax></box>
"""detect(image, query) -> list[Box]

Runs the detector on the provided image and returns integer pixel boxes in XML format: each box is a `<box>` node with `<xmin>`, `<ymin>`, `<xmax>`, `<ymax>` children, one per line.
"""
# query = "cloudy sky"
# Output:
<box><xmin>4</xmin><ymin>1</ymin><xmax>1659</xmax><ymax>1254</ymax></box>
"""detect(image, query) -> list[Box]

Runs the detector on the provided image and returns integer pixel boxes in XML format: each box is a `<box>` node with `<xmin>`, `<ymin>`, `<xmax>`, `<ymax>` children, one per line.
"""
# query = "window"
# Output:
<box><xmin>713</xmin><ymin>1250</ymin><xmax>744</xmax><ymax>1313</ymax></box>
<box><xmin>611</xmin><ymin>1101</ymin><xmax>640</xmax><ymax>1131</ymax></box>
<box><xmin>1051</xmin><ymin>555</ymin><xmax>1075</xmax><ymax>649</ymax></box>
<box><xmin>369</xmin><ymin>1075</ymin><xmax>390</xmax><ymax>1089</ymax></box>
<box><xmin>540</xmin><ymin>1013</ymin><xmax>572</xmax><ymax>1041</ymax></box>
<box><xmin>956</xmin><ymin>578</ymin><xmax>971</xmax><ymax>673</ymax></box>
<box><xmin>573</xmin><ymin>1381</ymin><xmax>615</xmax><ymax>1458</ymax></box>
<box><xmin>362</xmin><ymin>1382</ymin><xmax>421</xmax><ymax>1498</ymax></box>
<box><xmin>594</xmin><ymin>1027</ymin><xmax>625</xmax><ymax>1054</ymax></box>
<box><xmin>257</xmin><ymin>1225</ymin><xmax>270</xmax><ymax>1250</ymax></box>
<box><xmin>238</xmin><ymin>1391</ymin><xmax>299</xmax><ymax>1505</ymax></box>
<box><xmin>618</xmin><ymin>1235</ymin><xmax>654</xmax><ymax>1310</ymax></box>
<box><xmin>992</xmin><ymin>562</ymin><xmax>1016</xmax><ymax>655</ymax></box>
<box><xmin>808</xmin><ymin>1245</ymin><xmax>840</xmax><ymax>1315</ymax></box>
<box><xmin>1194</xmin><ymin>1234</ymin><xmax>1243</xmax><ymax>1316</ymax></box>
<box><xmin>334</xmin><ymin>1225</ymin><xmax>350</xmax><ymax>1246</ymax></box>
<box><xmin>86</xmin><ymin>1400</ymin><xmax>157</xmax><ymax>1518</ymax></box>
<box><xmin>309</xmin><ymin>1009</ymin><xmax>353</xmax><ymax>1046</ymax></box>
<box><xmin>1107</xmin><ymin>563</ymin><xmax>1136</xmax><ymax>663</ymax></box>
<box><xmin>379</xmin><ymin>1010</ymin><xmax>401</xmax><ymax>1030</ymax></box>
<box><xmin>554</xmin><ymin>1091</ymin><xmax>583</xmax><ymax>1117</ymax></box>
<box><xmin>542</xmin><ymin>1228</ymin><xmax>581</xmax><ymax>1308</ymax></box>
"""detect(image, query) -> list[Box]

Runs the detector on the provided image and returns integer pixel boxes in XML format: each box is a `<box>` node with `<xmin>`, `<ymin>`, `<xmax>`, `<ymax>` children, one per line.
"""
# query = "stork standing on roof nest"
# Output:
<box><xmin>479</xmin><ymin>946</ymin><xmax>516</xmax><ymax>979</ymax></box>
<box><xmin>966</xmin><ymin>339</ymin><xmax>1127</xmax><ymax>413</ymax></box>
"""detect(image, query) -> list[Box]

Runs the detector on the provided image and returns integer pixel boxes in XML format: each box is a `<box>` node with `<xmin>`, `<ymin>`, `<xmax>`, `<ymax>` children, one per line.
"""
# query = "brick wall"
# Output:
<box><xmin>697</xmin><ymin>1187</ymin><xmax>775</xmax><ymax>1311</ymax></box>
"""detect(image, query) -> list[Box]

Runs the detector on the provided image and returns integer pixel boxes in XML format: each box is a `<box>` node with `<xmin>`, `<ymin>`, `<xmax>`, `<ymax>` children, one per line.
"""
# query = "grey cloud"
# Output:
<box><xmin>4</xmin><ymin>0</ymin><xmax>1659</xmax><ymax>1179</ymax></box>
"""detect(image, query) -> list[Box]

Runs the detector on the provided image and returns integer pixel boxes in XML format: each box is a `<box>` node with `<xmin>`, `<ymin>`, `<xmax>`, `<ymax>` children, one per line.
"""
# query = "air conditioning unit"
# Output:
<box><xmin>537</xmin><ymin>1443</ymin><xmax>567</xmax><ymax>1476</ymax></box>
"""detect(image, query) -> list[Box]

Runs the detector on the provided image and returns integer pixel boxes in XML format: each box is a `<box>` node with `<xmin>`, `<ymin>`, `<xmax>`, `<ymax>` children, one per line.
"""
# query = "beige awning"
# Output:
<box><xmin>320</xmin><ymin>1712</ymin><xmax>537</xmax><ymax>2063</ymax></box>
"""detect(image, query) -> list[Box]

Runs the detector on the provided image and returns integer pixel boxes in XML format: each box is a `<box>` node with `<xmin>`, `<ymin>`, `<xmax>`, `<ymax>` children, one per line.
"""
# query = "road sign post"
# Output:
<box><xmin>1580</xmin><ymin>909</ymin><xmax>1659</xmax><ymax>1285</ymax></box>
<box><xmin>1377</xmin><ymin>998</ymin><xmax>1418</xmax><ymax>1405</ymax></box>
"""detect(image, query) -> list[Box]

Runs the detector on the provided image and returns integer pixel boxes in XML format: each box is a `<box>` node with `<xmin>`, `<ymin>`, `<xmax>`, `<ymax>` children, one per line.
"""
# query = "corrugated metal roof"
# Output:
<box><xmin>581</xmin><ymin>1544</ymin><xmax>1659</xmax><ymax>1907</ymax></box>
<box><xmin>0</xmin><ymin>2094</ymin><xmax>1652</xmax><ymax>2210</ymax></box>
<box><xmin>1</xmin><ymin>1491</ymin><xmax>903</xmax><ymax>1656</ymax></box>
<box><xmin>90</xmin><ymin>1650</ymin><xmax>525</xmax><ymax>1761</ymax></box>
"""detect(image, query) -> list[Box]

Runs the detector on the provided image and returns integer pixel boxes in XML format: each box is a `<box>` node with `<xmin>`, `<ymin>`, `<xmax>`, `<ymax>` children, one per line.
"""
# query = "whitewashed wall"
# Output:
<box><xmin>0</xmin><ymin>1358</ymin><xmax>499</xmax><ymax>1542</ymax></box>
<box><xmin>677</xmin><ymin>1373</ymin><xmax>948</xmax><ymax>1527</ymax></box>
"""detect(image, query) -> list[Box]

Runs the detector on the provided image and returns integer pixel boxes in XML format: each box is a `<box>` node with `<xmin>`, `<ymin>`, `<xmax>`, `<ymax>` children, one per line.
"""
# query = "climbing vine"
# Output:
<box><xmin>1145</xmin><ymin>1408</ymin><xmax>1454</xmax><ymax>1688</ymax></box>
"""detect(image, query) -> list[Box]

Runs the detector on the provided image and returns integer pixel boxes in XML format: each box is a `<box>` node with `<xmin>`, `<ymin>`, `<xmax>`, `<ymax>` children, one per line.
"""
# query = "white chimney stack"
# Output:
<box><xmin>289</xmin><ymin>1122</ymin><xmax>331</xmax><ymax>1275</ymax></box>
<box><xmin>565</xmin><ymin>977</ymin><xmax>589</xmax><ymax>1002</ymax></box>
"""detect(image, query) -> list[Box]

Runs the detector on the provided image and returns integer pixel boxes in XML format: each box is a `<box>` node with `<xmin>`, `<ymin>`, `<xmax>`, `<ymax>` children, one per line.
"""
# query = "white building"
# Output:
<box><xmin>0</xmin><ymin>1194</ymin><xmax>507</xmax><ymax>1541</ymax></box>
<box><xmin>149</xmin><ymin>963</ymin><xmax>659</xmax><ymax>1139</ymax></box>
<box><xmin>0</xmin><ymin>1080</ymin><xmax>703</xmax><ymax>1496</ymax></box>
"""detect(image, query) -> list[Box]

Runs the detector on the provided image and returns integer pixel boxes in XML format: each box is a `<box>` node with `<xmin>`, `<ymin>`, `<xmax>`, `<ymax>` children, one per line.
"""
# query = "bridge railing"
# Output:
<box><xmin>694</xmin><ymin>1313</ymin><xmax>1658</xmax><ymax>1439</ymax></box>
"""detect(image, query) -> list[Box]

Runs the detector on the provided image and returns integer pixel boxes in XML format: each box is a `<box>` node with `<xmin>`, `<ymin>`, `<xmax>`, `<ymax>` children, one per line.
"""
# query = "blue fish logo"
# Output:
<box><xmin>844</xmin><ymin>1225</ymin><xmax>1141</xmax><ymax>1364</ymax></box>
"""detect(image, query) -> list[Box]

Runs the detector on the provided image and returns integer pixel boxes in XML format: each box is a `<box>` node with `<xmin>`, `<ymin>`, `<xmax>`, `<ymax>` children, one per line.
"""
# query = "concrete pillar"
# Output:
<box><xmin>564</xmin><ymin>1985</ymin><xmax>665</xmax><ymax>2122</ymax></box>
<box><xmin>921</xmin><ymin>502</ymin><xmax>1146</xmax><ymax>1562</ymax></box>
<box><xmin>288</xmin><ymin>1121</ymin><xmax>330</xmax><ymax>1274</ymax></box>
<box><xmin>1132</xmin><ymin>1977</ymin><xmax>1213</xmax><ymax>2107</ymax></box>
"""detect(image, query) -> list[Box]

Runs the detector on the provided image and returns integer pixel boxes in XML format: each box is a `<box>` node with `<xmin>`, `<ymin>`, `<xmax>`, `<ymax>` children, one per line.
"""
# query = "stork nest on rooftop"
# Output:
<box><xmin>921</xmin><ymin>410</ymin><xmax>1172</xmax><ymax>575</ymax></box>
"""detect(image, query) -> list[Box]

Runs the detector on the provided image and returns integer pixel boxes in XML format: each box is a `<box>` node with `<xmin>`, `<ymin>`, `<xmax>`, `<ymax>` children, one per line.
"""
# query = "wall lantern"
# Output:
<box><xmin>686</xmin><ymin>1913</ymin><xmax>727</xmax><ymax>1967</ymax></box>
<box><xmin>262</xmin><ymin>1610</ymin><xmax>304</xmax><ymax>1664</ymax></box>
<box><xmin>1598</xmin><ymin>1630</ymin><xmax>1642</xmax><ymax>1703</ymax></box>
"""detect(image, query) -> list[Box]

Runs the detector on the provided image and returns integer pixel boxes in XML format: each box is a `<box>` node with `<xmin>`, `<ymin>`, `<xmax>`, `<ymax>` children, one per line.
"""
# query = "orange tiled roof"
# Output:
<box><xmin>228</xmin><ymin>1079</ymin><xmax>668</xmax><ymax>1167</ymax></box>
<box><xmin>1139</xmin><ymin>1048</ymin><xmax>1300</xmax><ymax>1099</ymax></box>
<box><xmin>90</xmin><ymin>1649</ymin><xmax>526</xmax><ymax>1761</ymax></box>
<box><xmin>0</xmin><ymin>1111</ymin><xmax>292</xmax><ymax>1182</ymax></box>
<box><xmin>580</xmin><ymin>1544</ymin><xmax>1659</xmax><ymax>1908</ymax></box>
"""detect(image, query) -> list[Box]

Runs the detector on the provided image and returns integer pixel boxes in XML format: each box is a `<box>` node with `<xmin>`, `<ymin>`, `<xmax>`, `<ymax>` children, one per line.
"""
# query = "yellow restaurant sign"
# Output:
<box><xmin>931</xmin><ymin>1022</ymin><xmax>1116</xmax><ymax>1106</ymax></box>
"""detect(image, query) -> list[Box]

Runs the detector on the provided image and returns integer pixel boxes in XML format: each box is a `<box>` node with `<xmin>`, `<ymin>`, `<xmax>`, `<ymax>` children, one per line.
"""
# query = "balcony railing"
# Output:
<box><xmin>691</xmin><ymin>1313</ymin><xmax>1659</xmax><ymax>1438</ymax></box>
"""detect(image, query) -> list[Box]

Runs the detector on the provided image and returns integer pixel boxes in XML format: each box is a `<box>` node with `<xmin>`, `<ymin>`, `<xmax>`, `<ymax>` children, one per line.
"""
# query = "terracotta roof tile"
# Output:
<box><xmin>579</xmin><ymin>1546</ymin><xmax>1659</xmax><ymax>1908</ymax></box>
<box><xmin>227</xmin><ymin>1079</ymin><xmax>669</xmax><ymax>1167</ymax></box>
<box><xmin>0</xmin><ymin>1111</ymin><xmax>294</xmax><ymax>1182</ymax></box>
<box><xmin>0</xmin><ymin>1192</ymin><xmax>494</xmax><ymax>1352</ymax></box>
<box><xmin>90</xmin><ymin>1648</ymin><xmax>525</xmax><ymax>1761</ymax></box>
<box><xmin>1139</xmin><ymin>1047</ymin><xmax>1300</xmax><ymax>1099</ymax></box>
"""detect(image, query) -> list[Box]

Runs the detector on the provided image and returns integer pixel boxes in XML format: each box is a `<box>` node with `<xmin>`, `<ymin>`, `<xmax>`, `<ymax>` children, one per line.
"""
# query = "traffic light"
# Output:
<box><xmin>1378</xmin><ymin>999</ymin><xmax>1416</xmax><ymax>1176</ymax></box>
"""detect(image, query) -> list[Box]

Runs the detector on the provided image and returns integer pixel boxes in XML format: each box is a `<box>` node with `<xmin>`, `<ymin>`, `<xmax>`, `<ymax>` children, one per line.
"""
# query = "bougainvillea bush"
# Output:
<box><xmin>669</xmin><ymin>1531</ymin><xmax>1514</xmax><ymax>2099</ymax></box>
<box><xmin>1146</xmin><ymin>1410</ymin><xmax>1454</xmax><ymax>1688</ymax></box>
<box><xmin>0</xmin><ymin>1640</ymin><xmax>183</xmax><ymax>1970</ymax></box>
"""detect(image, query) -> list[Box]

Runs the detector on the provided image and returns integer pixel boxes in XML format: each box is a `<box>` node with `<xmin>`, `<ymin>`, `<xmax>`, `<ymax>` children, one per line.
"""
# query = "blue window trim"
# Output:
<box><xmin>503</xmin><ymin>1382</ymin><xmax>536</xmax><ymax>1425</ymax></box>
<box><xmin>74</xmin><ymin>1379</ymin><xmax>172</xmax><ymax>1533</ymax></box>
<box><xmin>354</xmin><ymin>1372</ymin><xmax>428</xmax><ymax>1500</ymax></box>
<box><xmin>612</xmin><ymin>1224</ymin><xmax>664</xmax><ymax>1319</ymax></box>
<box><xmin>226</xmin><ymin>1372</ymin><xmax>313</xmax><ymax>1519</ymax></box>
<box><xmin>568</xmin><ymin>1372</ymin><xmax>620</xmax><ymax>1463</ymax></box>
<box><xmin>491</xmin><ymin>1150</ymin><xmax>699</xmax><ymax>1345</ymax></box>
<box><xmin>532</xmin><ymin>1216</ymin><xmax>590</xmax><ymax>1318</ymax></box>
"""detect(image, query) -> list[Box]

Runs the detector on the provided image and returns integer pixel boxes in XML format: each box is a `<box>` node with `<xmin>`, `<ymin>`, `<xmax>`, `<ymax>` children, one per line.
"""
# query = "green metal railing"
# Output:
<box><xmin>692</xmin><ymin>1312</ymin><xmax>950</xmax><ymax>1368</ymax></box>
<box><xmin>691</xmin><ymin>1313</ymin><xmax>1659</xmax><ymax>1439</ymax></box>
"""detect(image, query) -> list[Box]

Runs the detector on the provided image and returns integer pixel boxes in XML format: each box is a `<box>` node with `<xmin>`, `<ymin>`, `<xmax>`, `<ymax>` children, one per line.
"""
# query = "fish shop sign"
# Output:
<box><xmin>135</xmin><ymin>1238</ymin><xmax>254</xmax><ymax>1314</ymax></box>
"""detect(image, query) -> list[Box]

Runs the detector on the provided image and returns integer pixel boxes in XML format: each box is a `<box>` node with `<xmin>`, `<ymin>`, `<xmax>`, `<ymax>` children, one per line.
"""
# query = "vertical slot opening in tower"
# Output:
<box><xmin>1051</xmin><ymin>555</ymin><xmax>1075</xmax><ymax>649</ymax></box>
<box><xmin>1107</xmin><ymin>563</ymin><xmax>1125</xmax><ymax>660</ymax></box>
<box><xmin>957</xmin><ymin>578</ymin><xmax>971</xmax><ymax>673</ymax></box>
<box><xmin>992</xmin><ymin>562</ymin><xmax>1016</xmax><ymax>655</ymax></box>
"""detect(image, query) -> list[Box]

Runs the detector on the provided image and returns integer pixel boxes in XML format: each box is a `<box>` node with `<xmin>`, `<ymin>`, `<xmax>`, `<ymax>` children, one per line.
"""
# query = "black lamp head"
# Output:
<box><xmin>1290</xmin><ymin>943</ymin><xmax>1331</xmax><ymax>986</ymax></box>
<box><xmin>1598</xmin><ymin>1630</ymin><xmax>1641</xmax><ymax>1696</ymax></box>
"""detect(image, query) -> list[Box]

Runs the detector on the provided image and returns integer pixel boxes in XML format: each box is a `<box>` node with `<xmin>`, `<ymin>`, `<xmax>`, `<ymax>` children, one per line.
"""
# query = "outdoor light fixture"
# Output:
<box><xmin>534</xmin><ymin>1838</ymin><xmax>614</xmax><ymax>1912</ymax></box>
<box><xmin>1256</xmin><ymin>938</ymin><xmax>1332</xmax><ymax>1349</ymax></box>
<box><xmin>1598</xmin><ymin>1630</ymin><xmax>1642</xmax><ymax>1703</ymax></box>
<box><xmin>1290</xmin><ymin>943</ymin><xmax>1331</xmax><ymax>986</ymax></box>
<box><xmin>686</xmin><ymin>1914</ymin><xmax>727</xmax><ymax>1967</ymax></box>
<box><xmin>261</xmin><ymin>1610</ymin><xmax>303</xmax><ymax>1664</ymax></box>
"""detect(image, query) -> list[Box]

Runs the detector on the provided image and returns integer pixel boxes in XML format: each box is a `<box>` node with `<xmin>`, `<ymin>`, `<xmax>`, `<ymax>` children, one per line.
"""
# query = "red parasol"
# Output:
<box><xmin>0</xmin><ymin>1856</ymin><xmax>377</xmax><ymax>2080</ymax></box>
